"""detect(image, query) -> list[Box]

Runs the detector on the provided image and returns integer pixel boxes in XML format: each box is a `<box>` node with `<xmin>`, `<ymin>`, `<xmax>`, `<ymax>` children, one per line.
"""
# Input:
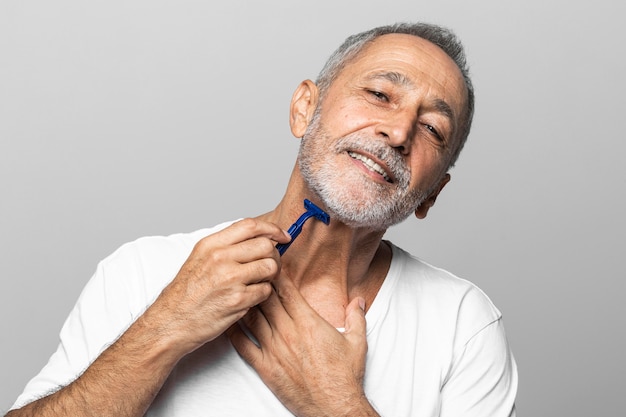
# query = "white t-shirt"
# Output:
<box><xmin>12</xmin><ymin>222</ymin><xmax>517</xmax><ymax>416</ymax></box>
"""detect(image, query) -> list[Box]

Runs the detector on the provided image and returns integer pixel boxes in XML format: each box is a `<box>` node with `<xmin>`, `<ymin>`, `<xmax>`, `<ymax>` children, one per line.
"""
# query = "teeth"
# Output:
<box><xmin>348</xmin><ymin>151</ymin><xmax>391</xmax><ymax>182</ymax></box>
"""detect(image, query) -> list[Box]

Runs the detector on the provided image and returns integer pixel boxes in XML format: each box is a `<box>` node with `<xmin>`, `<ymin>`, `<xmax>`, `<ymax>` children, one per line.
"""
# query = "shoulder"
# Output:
<box><xmin>387</xmin><ymin>242</ymin><xmax>502</xmax><ymax>343</ymax></box>
<box><xmin>80</xmin><ymin>220</ymin><xmax>240</xmax><ymax>315</ymax></box>
<box><xmin>369</xmin><ymin>243</ymin><xmax>517</xmax><ymax>414</ymax></box>
<box><xmin>99</xmin><ymin>220</ymin><xmax>237</xmax><ymax>282</ymax></box>
<box><xmin>103</xmin><ymin>220</ymin><xmax>238</xmax><ymax>268</ymax></box>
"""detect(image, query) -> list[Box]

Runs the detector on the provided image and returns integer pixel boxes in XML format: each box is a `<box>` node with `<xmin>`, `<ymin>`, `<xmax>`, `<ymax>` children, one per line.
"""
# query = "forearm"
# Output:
<box><xmin>6</xmin><ymin>303</ymin><xmax>184</xmax><ymax>417</ymax></box>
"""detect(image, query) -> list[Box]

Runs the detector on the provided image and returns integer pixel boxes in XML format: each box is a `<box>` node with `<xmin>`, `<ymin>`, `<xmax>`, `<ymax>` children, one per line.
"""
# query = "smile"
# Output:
<box><xmin>347</xmin><ymin>151</ymin><xmax>392</xmax><ymax>183</ymax></box>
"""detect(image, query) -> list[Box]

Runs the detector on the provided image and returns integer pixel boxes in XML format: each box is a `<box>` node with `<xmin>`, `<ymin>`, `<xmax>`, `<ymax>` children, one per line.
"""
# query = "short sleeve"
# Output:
<box><xmin>440</xmin><ymin>317</ymin><xmax>518</xmax><ymax>417</ymax></box>
<box><xmin>9</xmin><ymin>225</ymin><xmax>234</xmax><ymax>411</ymax></box>
<box><xmin>10</xmin><ymin>255</ymin><xmax>141</xmax><ymax>410</ymax></box>
<box><xmin>9</xmin><ymin>227</ymin><xmax>227</xmax><ymax>411</ymax></box>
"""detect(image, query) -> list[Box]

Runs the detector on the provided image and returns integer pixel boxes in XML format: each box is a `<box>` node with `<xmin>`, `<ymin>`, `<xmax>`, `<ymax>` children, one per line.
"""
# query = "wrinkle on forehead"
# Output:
<box><xmin>354</xmin><ymin>36</ymin><xmax>465</xmax><ymax>96</ymax></box>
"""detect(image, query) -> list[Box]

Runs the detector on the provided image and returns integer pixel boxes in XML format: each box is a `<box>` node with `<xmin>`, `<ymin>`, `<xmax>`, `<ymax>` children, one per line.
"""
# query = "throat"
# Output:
<box><xmin>283</xmin><ymin>241</ymin><xmax>392</xmax><ymax>328</ymax></box>
<box><xmin>300</xmin><ymin>282</ymin><xmax>351</xmax><ymax>328</ymax></box>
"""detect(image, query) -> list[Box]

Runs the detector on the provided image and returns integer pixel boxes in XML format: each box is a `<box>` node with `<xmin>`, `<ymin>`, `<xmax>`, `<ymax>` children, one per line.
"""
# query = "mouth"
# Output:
<box><xmin>347</xmin><ymin>151</ymin><xmax>393</xmax><ymax>183</ymax></box>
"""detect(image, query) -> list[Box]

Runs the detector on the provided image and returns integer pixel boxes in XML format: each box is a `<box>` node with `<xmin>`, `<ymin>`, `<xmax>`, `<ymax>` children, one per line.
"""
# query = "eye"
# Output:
<box><xmin>424</xmin><ymin>123</ymin><xmax>444</xmax><ymax>142</ymax></box>
<box><xmin>368</xmin><ymin>90</ymin><xmax>389</xmax><ymax>102</ymax></box>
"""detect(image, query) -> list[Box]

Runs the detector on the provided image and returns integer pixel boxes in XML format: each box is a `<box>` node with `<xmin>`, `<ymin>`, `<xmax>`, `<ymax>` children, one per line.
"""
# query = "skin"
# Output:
<box><xmin>6</xmin><ymin>34</ymin><xmax>467</xmax><ymax>417</ymax></box>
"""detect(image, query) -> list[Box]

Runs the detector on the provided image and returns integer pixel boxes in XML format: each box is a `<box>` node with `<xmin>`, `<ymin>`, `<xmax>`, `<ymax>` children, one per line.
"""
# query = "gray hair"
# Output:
<box><xmin>315</xmin><ymin>22</ymin><xmax>474</xmax><ymax>168</ymax></box>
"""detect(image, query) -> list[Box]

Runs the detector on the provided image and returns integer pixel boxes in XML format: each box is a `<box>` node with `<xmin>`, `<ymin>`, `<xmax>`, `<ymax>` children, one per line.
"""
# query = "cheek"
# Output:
<box><xmin>321</xmin><ymin>101</ymin><xmax>377</xmax><ymax>137</ymax></box>
<box><xmin>408</xmin><ymin>150</ymin><xmax>448</xmax><ymax>190</ymax></box>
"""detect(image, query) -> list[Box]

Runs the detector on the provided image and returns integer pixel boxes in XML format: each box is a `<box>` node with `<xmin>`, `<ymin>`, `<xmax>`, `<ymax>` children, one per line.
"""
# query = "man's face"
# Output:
<box><xmin>298</xmin><ymin>34</ymin><xmax>468</xmax><ymax>230</ymax></box>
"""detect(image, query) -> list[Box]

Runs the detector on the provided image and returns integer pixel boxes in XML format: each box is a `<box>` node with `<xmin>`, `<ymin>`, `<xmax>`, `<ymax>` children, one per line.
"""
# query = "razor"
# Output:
<box><xmin>275</xmin><ymin>199</ymin><xmax>330</xmax><ymax>256</ymax></box>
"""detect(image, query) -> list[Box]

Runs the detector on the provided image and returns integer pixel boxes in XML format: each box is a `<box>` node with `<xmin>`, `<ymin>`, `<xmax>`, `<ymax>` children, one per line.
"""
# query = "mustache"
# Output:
<box><xmin>333</xmin><ymin>135</ymin><xmax>410</xmax><ymax>187</ymax></box>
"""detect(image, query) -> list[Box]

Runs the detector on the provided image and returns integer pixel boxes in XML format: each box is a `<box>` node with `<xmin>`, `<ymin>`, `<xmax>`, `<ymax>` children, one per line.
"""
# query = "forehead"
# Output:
<box><xmin>338</xmin><ymin>33</ymin><xmax>467</xmax><ymax>115</ymax></box>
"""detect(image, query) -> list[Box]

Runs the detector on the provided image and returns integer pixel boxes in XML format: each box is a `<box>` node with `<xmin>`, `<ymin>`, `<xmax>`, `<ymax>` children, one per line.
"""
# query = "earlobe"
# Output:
<box><xmin>289</xmin><ymin>80</ymin><xmax>319</xmax><ymax>138</ymax></box>
<box><xmin>414</xmin><ymin>174</ymin><xmax>451</xmax><ymax>219</ymax></box>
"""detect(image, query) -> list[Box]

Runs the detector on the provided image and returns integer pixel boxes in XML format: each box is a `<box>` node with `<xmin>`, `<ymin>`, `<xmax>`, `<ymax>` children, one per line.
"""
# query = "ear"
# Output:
<box><xmin>289</xmin><ymin>80</ymin><xmax>319</xmax><ymax>138</ymax></box>
<box><xmin>414</xmin><ymin>173</ymin><xmax>451</xmax><ymax>219</ymax></box>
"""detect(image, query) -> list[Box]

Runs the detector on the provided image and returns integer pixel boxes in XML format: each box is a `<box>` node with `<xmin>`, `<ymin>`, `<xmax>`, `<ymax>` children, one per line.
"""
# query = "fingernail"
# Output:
<box><xmin>358</xmin><ymin>297</ymin><xmax>366</xmax><ymax>311</ymax></box>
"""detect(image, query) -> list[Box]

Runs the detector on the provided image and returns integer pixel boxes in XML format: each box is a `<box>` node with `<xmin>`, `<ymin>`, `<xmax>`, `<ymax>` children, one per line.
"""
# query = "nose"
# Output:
<box><xmin>374</xmin><ymin>111</ymin><xmax>416</xmax><ymax>154</ymax></box>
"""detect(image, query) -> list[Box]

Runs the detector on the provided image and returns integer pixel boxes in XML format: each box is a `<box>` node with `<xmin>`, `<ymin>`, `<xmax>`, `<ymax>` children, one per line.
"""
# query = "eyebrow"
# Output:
<box><xmin>432</xmin><ymin>98</ymin><xmax>455</xmax><ymax>124</ymax></box>
<box><xmin>367</xmin><ymin>71</ymin><xmax>414</xmax><ymax>88</ymax></box>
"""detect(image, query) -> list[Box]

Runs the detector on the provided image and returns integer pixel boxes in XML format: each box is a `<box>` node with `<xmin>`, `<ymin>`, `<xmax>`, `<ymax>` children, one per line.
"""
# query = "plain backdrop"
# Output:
<box><xmin>1</xmin><ymin>0</ymin><xmax>624</xmax><ymax>415</ymax></box>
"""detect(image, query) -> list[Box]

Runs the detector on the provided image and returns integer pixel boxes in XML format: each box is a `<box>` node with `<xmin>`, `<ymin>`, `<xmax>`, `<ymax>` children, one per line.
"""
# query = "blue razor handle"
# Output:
<box><xmin>276</xmin><ymin>199</ymin><xmax>330</xmax><ymax>256</ymax></box>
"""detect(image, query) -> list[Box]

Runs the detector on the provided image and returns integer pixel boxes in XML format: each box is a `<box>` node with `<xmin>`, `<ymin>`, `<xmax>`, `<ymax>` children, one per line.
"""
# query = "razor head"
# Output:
<box><xmin>275</xmin><ymin>198</ymin><xmax>330</xmax><ymax>256</ymax></box>
<box><xmin>304</xmin><ymin>199</ymin><xmax>330</xmax><ymax>225</ymax></box>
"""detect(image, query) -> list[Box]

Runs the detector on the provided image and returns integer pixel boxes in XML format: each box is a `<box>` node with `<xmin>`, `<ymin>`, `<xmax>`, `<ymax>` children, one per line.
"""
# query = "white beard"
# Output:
<box><xmin>298</xmin><ymin>113</ymin><xmax>429</xmax><ymax>231</ymax></box>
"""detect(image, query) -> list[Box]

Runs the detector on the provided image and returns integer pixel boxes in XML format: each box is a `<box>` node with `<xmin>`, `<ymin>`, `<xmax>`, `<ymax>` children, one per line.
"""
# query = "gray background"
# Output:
<box><xmin>1</xmin><ymin>0</ymin><xmax>624</xmax><ymax>415</ymax></box>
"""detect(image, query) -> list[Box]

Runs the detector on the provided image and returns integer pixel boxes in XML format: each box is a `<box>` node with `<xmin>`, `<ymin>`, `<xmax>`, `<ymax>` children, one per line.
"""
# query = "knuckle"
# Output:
<box><xmin>258</xmin><ymin>237</ymin><xmax>275</xmax><ymax>253</ymax></box>
<box><xmin>228</xmin><ymin>290</ymin><xmax>247</xmax><ymax>307</ymax></box>
<box><xmin>237</xmin><ymin>217</ymin><xmax>259</xmax><ymax>232</ymax></box>
<box><xmin>254</xmin><ymin>282</ymin><xmax>272</xmax><ymax>305</ymax></box>
<box><xmin>257</xmin><ymin>258</ymin><xmax>279</xmax><ymax>278</ymax></box>
<box><xmin>206</xmin><ymin>247</ymin><xmax>227</xmax><ymax>264</ymax></box>
<box><xmin>258</xmin><ymin>282</ymin><xmax>272</xmax><ymax>298</ymax></box>
<box><xmin>194</xmin><ymin>235</ymin><xmax>215</xmax><ymax>252</ymax></box>
<box><xmin>249</xmin><ymin>282</ymin><xmax>272</xmax><ymax>306</ymax></box>
<box><xmin>218</xmin><ymin>266</ymin><xmax>243</xmax><ymax>287</ymax></box>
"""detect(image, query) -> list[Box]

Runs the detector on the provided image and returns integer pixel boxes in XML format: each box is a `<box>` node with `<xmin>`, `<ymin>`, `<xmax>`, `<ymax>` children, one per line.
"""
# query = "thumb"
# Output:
<box><xmin>343</xmin><ymin>297</ymin><xmax>367</xmax><ymax>343</ymax></box>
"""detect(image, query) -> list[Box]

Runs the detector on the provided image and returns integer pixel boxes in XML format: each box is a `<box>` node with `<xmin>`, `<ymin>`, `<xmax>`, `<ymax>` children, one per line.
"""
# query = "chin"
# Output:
<box><xmin>299</xmin><ymin>149</ymin><xmax>423</xmax><ymax>231</ymax></box>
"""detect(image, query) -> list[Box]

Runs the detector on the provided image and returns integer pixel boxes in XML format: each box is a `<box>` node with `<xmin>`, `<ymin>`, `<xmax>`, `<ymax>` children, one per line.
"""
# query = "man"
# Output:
<box><xmin>7</xmin><ymin>22</ymin><xmax>517</xmax><ymax>416</ymax></box>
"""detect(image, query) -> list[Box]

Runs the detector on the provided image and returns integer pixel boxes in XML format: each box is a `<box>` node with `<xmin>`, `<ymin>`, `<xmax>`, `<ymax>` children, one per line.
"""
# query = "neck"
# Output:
<box><xmin>256</xmin><ymin>166</ymin><xmax>392</xmax><ymax>327</ymax></box>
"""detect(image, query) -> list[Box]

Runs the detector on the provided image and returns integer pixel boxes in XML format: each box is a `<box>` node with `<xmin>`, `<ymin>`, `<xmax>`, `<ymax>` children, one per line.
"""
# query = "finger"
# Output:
<box><xmin>227</xmin><ymin>323</ymin><xmax>264</xmax><ymax>368</ymax></box>
<box><xmin>214</xmin><ymin>285</ymin><xmax>272</xmax><ymax>339</ymax></box>
<box><xmin>343</xmin><ymin>297</ymin><xmax>367</xmax><ymax>344</ymax></box>
<box><xmin>271</xmin><ymin>274</ymin><xmax>314</xmax><ymax>321</ymax></box>
<box><xmin>257</xmin><ymin>285</ymin><xmax>290</xmax><ymax>328</ymax></box>
<box><xmin>212</xmin><ymin>218</ymin><xmax>291</xmax><ymax>247</ymax></box>
<box><xmin>234</xmin><ymin>258</ymin><xmax>282</xmax><ymax>285</ymax></box>
<box><xmin>241</xmin><ymin>306</ymin><xmax>272</xmax><ymax>343</ymax></box>
<box><xmin>228</xmin><ymin>236</ymin><xmax>283</xmax><ymax>264</ymax></box>
<box><xmin>243</xmin><ymin>281</ymin><xmax>274</xmax><ymax>306</ymax></box>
